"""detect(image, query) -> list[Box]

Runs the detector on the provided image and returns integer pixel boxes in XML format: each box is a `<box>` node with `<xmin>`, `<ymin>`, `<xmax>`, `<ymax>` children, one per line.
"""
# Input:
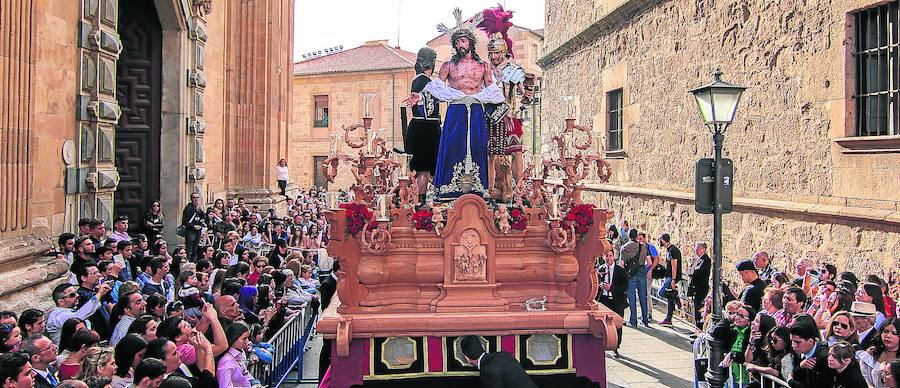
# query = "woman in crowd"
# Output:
<box><xmin>859</xmin><ymin>318</ymin><xmax>900</xmax><ymax>387</ymax></box>
<box><xmin>58</xmin><ymin>318</ymin><xmax>87</xmax><ymax>354</ymax></box>
<box><xmin>771</xmin><ymin>272</ymin><xmax>791</xmax><ymax>290</ymax></box>
<box><xmin>76</xmin><ymin>346</ymin><xmax>116</xmax><ymax>381</ymax></box>
<box><xmin>218</xmin><ymin>322</ymin><xmax>255</xmax><ymax>387</ymax></box>
<box><xmin>824</xmin><ymin>311</ymin><xmax>859</xmax><ymax>346</ymax></box>
<box><xmin>112</xmin><ymin>334</ymin><xmax>148</xmax><ymax>388</ymax></box>
<box><xmin>276</xmin><ymin>159</ymin><xmax>289</xmax><ymax>196</ymax></box>
<box><xmin>289</xmin><ymin>228</ymin><xmax>304</xmax><ymax>248</ymax></box>
<box><xmin>745</xmin><ymin>326</ymin><xmax>793</xmax><ymax>387</ymax></box>
<box><xmin>867</xmin><ymin>275</ymin><xmax>897</xmax><ymax>319</ymax></box>
<box><xmin>145</xmin><ymin>294</ymin><xmax>167</xmax><ymax>320</ymax></box>
<box><xmin>712</xmin><ymin>303</ymin><xmax>756</xmax><ymax>387</ymax></box>
<box><xmin>142</xmin><ymin>200</ymin><xmax>165</xmax><ymax>245</ymax></box>
<box><xmin>59</xmin><ymin>330</ymin><xmax>101</xmax><ymax>380</ymax></box>
<box><xmin>303</xmin><ymin>224</ymin><xmax>323</xmax><ymax>251</ymax></box>
<box><xmin>858</xmin><ymin>282</ymin><xmax>888</xmax><ymax>327</ymax></box>
<box><xmin>0</xmin><ymin>323</ymin><xmax>20</xmax><ymax>352</ymax></box>
<box><xmin>127</xmin><ymin>315</ymin><xmax>159</xmax><ymax>342</ymax></box>
<box><xmin>827</xmin><ymin>341</ymin><xmax>868</xmax><ymax>388</ymax></box>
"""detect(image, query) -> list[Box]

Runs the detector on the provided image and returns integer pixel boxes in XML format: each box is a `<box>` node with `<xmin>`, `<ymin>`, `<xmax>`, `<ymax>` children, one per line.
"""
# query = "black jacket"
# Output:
<box><xmin>478</xmin><ymin>351</ymin><xmax>538</xmax><ymax>388</ymax></box>
<box><xmin>597</xmin><ymin>264</ymin><xmax>627</xmax><ymax>315</ymax></box>
<box><xmin>181</xmin><ymin>203</ymin><xmax>206</xmax><ymax>232</ymax></box>
<box><xmin>319</xmin><ymin>274</ymin><xmax>338</xmax><ymax>311</ymax></box>
<box><xmin>856</xmin><ymin>328</ymin><xmax>878</xmax><ymax>351</ymax></box>
<box><xmin>740</xmin><ymin>277</ymin><xmax>768</xmax><ymax>312</ymax></box>
<box><xmin>172</xmin><ymin>364</ymin><xmax>217</xmax><ymax>388</ymax></box>
<box><xmin>33</xmin><ymin>367</ymin><xmax>58</xmax><ymax>388</ymax></box>
<box><xmin>788</xmin><ymin>342</ymin><xmax>835</xmax><ymax>388</ymax></box>
<box><xmin>710</xmin><ymin>320</ymin><xmax>751</xmax><ymax>363</ymax></box>
<box><xmin>689</xmin><ymin>253</ymin><xmax>711</xmax><ymax>297</ymax></box>
<box><xmin>833</xmin><ymin>361</ymin><xmax>868</xmax><ymax>388</ymax></box>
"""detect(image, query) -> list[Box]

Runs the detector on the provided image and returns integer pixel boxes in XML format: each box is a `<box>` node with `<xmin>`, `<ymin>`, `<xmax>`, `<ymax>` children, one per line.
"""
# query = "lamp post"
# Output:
<box><xmin>689</xmin><ymin>69</ymin><xmax>746</xmax><ymax>388</ymax></box>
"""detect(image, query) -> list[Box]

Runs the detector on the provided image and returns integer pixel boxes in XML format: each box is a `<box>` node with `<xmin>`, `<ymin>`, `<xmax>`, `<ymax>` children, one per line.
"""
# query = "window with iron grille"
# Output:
<box><xmin>853</xmin><ymin>1</ymin><xmax>899</xmax><ymax>136</ymax></box>
<box><xmin>314</xmin><ymin>95</ymin><xmax>329</xmax><ymax>128</ymax></box>
<box><xmin>607</xmin><ymin>89</ymin><xmax>624</xmax><ymax>152</ymax></box>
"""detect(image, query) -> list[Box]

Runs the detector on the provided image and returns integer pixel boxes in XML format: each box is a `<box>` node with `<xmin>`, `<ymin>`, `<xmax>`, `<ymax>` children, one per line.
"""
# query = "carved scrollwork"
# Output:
<box><xmin>360</xmin><ymin>221</ymin><xmax>393</xmax><ymax>254</ymax></box>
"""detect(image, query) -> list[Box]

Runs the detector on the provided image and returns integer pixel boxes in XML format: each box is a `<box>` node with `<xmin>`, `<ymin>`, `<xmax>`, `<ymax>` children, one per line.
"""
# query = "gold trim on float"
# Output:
<box><xmin>366</xmin><ymin>336</ymin><xmax>429</xmax><ymax>377</ymax></box>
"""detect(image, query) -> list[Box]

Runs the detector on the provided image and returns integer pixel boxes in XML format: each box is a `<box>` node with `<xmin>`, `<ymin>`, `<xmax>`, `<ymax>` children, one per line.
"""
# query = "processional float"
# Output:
<box><xmin>316</xmin><ymin>90</ymin><xmax>621</xmax><ymax>387</ymax></box>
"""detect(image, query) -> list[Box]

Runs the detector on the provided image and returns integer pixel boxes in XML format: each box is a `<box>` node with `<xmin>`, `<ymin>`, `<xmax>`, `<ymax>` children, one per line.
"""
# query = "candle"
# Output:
<box><xmin>564</xmin><ymin>96</ymin><xmax>575</xmax><ymax>119</ymax></box>
<box><xmin>363</xmin><ymin>94</ymin><xmax>375</xmax><ymax>118</ymax></box>
<box><xmin>377</xmin><ymin>194</ymin><xmax>388</xmax><ymax>220</ymax></box>
<box><xmin>366</xmin><ymin>130</ymin><xmax>376</xmax><ymax>155</ymax></box>
<box><xmin>330</xmin><ymin>135</ymin><xmax>338</xmax><ymax>156</ymax></box>
<box><xmin>550</xmin><ymin>194</ymin><xmax>560</xmax><ymax>219</ymax></box>
<box><xmin>399</xmin><ymin>154</ymin><xmax>410</xmax><ymax>178</ymax></box>
<box><xmin>326</xmin><ymin>191</ymin><xmax>338</xmax><ymax>209</ymax></box>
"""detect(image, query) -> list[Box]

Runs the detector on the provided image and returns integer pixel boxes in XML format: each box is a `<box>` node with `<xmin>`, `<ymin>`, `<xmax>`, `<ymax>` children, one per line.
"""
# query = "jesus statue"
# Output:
<box><xmin>406</xmin><ymin>10</ymin><xmax>504</xmax><ymax>202</ymax></box>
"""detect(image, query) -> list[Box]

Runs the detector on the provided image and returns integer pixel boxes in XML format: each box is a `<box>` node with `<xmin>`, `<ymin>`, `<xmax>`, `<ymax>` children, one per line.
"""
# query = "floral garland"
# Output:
<box><xmin>565</xmin><ymin>204</ymin><xmax>595</xmax><ymax>235</ymax></box>
<box><xmin>340</xmin><ymin>203</ymin><xmax>378</xmax><ymax>235</ymax></box>
<box><xmin>509</xmin><ymin>207</ymin><xmax>528</xmax><ymax>231</ymax></box>
<box><xmin>412</xmin><ymin>209</ymin><xmax>434</xmax><ymax>231</ymax></box>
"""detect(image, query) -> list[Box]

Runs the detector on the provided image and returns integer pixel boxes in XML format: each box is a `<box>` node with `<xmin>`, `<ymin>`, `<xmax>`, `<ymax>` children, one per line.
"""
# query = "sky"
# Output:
<box><xmin>293</xmin><ymin>0</ymin><xmax>545</xmax><ymax>61</ymax></box>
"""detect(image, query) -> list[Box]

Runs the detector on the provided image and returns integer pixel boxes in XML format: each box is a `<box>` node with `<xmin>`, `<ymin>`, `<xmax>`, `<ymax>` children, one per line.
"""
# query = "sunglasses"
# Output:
<box><xmin>833</xmin><ymin>321</ymin><xmax>851</xmax><ymax>330</ymax></box>
<box><xmin>65</xmin><ymin>292</ymin><xmax>78</xmax><ymax>298</ymax></box>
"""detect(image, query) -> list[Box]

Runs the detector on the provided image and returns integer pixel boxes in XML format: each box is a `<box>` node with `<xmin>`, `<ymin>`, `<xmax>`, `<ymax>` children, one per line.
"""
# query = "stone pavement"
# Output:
<box><xmin>285</xmin><ymin>303</ymin><xmax>698</xmax><ymax>388</ymax></box>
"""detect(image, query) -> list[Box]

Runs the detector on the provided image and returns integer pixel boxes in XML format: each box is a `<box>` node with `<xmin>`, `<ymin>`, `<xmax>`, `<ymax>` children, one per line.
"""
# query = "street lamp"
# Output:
<box><xmin>689</xmin><ymin>69</ymin><xmax>746</xmax><ymax>388</ymax></box>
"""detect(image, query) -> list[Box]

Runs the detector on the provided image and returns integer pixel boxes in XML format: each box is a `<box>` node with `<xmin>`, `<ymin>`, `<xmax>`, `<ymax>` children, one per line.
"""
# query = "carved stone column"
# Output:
<box><xmin>186</xmin><ymin>1</ymin><xmax>210</xmax><ymax>195</ymax></box>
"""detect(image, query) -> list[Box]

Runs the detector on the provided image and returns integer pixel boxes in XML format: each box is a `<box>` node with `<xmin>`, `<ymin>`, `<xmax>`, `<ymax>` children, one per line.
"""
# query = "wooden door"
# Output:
<box><xmin>115</xmin><ymin>1</ymin><xmax>162</xmax><ymax>228</ymax></box>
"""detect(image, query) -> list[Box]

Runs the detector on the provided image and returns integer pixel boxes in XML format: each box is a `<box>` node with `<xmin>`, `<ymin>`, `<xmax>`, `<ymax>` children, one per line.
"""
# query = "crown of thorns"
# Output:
<box><xmin>437</xmin><ymin>7</ymin><xmax>483</xmax><ymax>39</ymax></box>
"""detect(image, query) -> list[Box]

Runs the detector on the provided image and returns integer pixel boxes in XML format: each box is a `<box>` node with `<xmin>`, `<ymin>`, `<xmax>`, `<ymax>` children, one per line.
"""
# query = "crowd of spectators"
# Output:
<box><xmin>601</xmin><ymin>218</ymin><xmax>900</xmax><ymax>387</ymax></box>
<box><xmin>0</xmin><ymin>188</ymin><xmax>337</xmax><ymax>388</ymax></box>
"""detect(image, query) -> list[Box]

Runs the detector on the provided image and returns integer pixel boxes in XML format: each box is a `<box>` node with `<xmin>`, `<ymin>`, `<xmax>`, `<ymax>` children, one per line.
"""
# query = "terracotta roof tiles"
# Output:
<box><xmin>293</xmin><ymin>43</ymin><xmax>417</xmax><ymax>76</ymax></box>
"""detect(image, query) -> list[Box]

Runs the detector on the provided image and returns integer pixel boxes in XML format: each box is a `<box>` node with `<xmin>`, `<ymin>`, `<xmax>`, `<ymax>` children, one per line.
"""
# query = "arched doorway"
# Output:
<box><xmin>114</xmin><ymin>1</ymin><xmax>163</xmax><ymax>228</ymax></box>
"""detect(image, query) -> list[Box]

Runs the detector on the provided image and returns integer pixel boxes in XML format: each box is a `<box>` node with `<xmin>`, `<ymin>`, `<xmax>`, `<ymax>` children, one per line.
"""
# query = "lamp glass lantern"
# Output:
<box><xmin>689</xmin><ymin>70</ymin><xmax>747</xmax><ymax>126</ymax></box>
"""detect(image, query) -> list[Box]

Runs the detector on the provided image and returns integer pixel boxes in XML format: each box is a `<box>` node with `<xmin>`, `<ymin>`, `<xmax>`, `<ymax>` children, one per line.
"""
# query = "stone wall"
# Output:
<box><xmin>542</xmin><ymin>0</ymin><xmax>900</xmax><ymax>283</ymax></box>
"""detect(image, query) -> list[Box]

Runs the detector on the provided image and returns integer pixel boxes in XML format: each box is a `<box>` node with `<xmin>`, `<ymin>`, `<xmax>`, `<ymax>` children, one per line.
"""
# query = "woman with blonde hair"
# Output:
<box><xmin>77</xmin><ymin>346</ymin><xmax>117</xmax><ymax>381</ymax></box>
<box><xmin>824</xmin><ymin>310</ymin><xmax>859</xmax><ymax>346</ymax></box>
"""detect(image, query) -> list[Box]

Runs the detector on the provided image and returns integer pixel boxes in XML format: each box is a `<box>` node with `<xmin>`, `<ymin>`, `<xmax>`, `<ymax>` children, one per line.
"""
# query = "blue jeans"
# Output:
<box><xmin>626</xmin><ymin>273</ymin><xmax>649</xmax><ymax>325</ymax></box>
<box><xmin>657</xmin><ymin>277</ymin><xmax>676</xmax><ymax>321</ymax></box>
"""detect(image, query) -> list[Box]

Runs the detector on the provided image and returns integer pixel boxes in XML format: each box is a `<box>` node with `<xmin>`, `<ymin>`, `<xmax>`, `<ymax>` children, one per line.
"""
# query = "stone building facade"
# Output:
<box><xmin>540</xmin><ymin>0</ymin><xmax>900</xmax><ymax>286</ymax></box>
<box><xmin>0</xmin><ymin>0</ymin><xmax>293</xmax><ymax>310</ymax></box>
<box><xmin>291</xmin><ymin>41</ymin><xmax>418</xmax><ymax>190</ymax></box>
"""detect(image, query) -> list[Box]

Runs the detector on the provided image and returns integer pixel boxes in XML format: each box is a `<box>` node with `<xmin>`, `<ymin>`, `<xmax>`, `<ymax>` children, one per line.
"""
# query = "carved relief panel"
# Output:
<box><xmin>453</xmin><ymin>229</ymin><xmax>488</xmax><ymax>282</ymax></box>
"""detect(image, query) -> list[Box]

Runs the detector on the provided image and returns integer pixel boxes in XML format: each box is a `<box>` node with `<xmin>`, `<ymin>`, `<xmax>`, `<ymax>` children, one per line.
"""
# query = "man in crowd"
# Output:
<box><xmin>110</xmin><ymin>291</ymin><xmax>145</xmax><ymax>346</ymax></box>
<box><xmin>737</xmin><ymin>259</ymin><xmax>767</xmax><ymax>312</ymax></box>
<box><xmin>773</xmin><ymin>287</ymin><xmax>807</xmax><ymax>327</ymax></box>
<box><xmin>687</xmin><ymin>242</ymin><xmax>711</xmax><ymax>334</ymax></box>
<box><xmin>850</xmin><ymin>301</ymin><xmax>879</xmax><ymax>349</ymax></box>
<box><xmin>597</xmin><ymin>250</ymin><xmax>626</xmax><ymax>356</ymax></box>
<box><xmin>637</xmin><ymin>231</ymin><xmax>660</xmax><ymax>322</ymax></box>
<box><xmin>20</xmin><ymin>334</ymin><xmax>58</xmax><ymax>388</ymax></box>
<box><xmin>788</xmin><ymin>319</ymin><xmax>834</xmax><ymax>387</ymax></box>
<box><xmin>57</xmin><ymin>233</ymin><xmax>76</xmax><ymax>266</ymax></box>
<box><xmin>752</xmin><ymin>251</ymin><xmax>775</xmax><ymax>284</ymax></box>
<box><xmin>0</xmin><ymin>351</ymin><xmax>34</xmax><ymax>388</ymax></box>
<box><xmin>74</xmin><ymin>263</ymin><xmax>114</xmax><ymax>339</ymax></box>
<box><xmin>460</xmin><ymin>335</ymin><xmax>538</xmax><ymax>388</ymax></box>
<box><xmin>113</xmin><ymin>240</ymin><xmax>135</xmax><ymax>282</ymax></box>
<box><xmin>45</xmin><ymin>283</ymin><xmax>106</xmax><ymax>345</ymax></box>
<box><xmin>621</xmin><ymin>228</ymin><xmax>651</xmax><ymax>327</ymax></box>
<box><xmin>87</xmin><ymin>219</ymin><xmax>106</xmax><ymax>246</ymax></box>
<box><xmin>657</xmin><ymin>234</ymin><xmax>682</xmax><ymax>326</ymax></box>
<box><xmin>18</xmin><ymin>309</ymin><xmax>44</xmax><ymax>339</ymax></box>
<box><xmin>181</xmin><ymin>192</ymin><xmax>207</xmax><ymax>262</ymax></box>
<box><xmin>792</xmin><ymin>258</ymin><xmax>816</xmax><ymax>296</ymax></box>
<box><xmin>108</xmin><ymin>215</ymin><xmax>131</xmax><ymax>243</ymax></box>
<box><xmin>141</xmin><ymin>257</ymin><xmax>174</xmax><ymax>301</ymax></box>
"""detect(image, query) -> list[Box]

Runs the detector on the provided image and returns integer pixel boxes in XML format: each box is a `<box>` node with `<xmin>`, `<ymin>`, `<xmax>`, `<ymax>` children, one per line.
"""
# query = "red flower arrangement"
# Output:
<box><xmin>565</xmin><ymin>204</ymin><xmax>595</xmax><ymax>235</ymax></box>
<box><xmin>412</xmin><ymin>209</ymin><xmax>434</xmax><ymax>231</ymax></box>
<box><xmin>510</xmin><ymin>207</ymin><xmax>528</xmax><ymax>231</ymax></box>
<box><xmin>340</xmin><ymin>202</ymin><xmax>378</xmax><ymax>235</ymax></box>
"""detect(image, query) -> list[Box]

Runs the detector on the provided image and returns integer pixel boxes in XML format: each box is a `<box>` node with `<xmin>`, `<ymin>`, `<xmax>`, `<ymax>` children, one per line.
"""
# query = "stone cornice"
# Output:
<box><xmin>538</xmin><ymin>0</ymin><xmax>662</xmax><ymax>69</ymax></box>
<box><xmin>572</xmin><ymin>182</ymin><xmax>900</xmax><ymax>230</ymax></box>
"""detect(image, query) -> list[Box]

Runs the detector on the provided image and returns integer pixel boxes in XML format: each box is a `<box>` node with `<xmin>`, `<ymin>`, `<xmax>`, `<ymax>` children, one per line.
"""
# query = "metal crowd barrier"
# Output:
<box><xmin>249</xmin><ymin>304</ymin><xmax>319</xmax><ymax>387</ymax></box>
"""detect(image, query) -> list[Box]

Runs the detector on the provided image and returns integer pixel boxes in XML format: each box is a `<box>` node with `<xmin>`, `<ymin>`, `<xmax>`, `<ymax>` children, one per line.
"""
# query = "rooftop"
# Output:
<box><xmin>293</xmin><ymin>40</ymin><xmax>418</xmax><ymax>76</ymax></box>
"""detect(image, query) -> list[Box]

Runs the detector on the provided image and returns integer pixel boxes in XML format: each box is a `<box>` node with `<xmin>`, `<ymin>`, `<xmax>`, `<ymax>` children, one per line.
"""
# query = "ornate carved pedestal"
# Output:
<box><xmin>319</xmin><ymin>195</ymin><xmax>622</xmax><ymax>387</ymax></box>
